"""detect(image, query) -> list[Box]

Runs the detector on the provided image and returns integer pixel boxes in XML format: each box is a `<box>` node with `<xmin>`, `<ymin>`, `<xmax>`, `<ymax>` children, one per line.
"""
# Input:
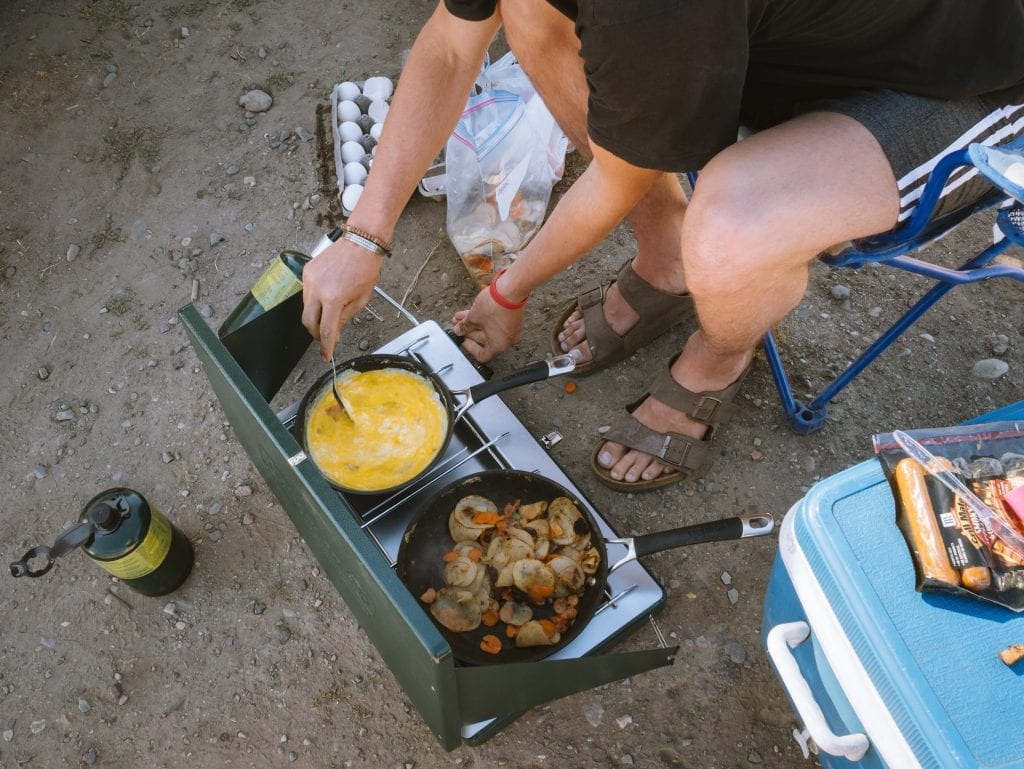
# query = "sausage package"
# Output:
<box><xmin>874</xmin><ymin>420</ymin><xmax>1024</xmax><ymax>611</ymax></box>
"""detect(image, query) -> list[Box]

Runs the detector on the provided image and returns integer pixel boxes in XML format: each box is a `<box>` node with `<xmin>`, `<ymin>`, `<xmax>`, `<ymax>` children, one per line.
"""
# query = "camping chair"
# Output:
<box><xmin>689</xmin><ymin>133</ymin><xmax>1024</xmax><ymax>435</ymax></box>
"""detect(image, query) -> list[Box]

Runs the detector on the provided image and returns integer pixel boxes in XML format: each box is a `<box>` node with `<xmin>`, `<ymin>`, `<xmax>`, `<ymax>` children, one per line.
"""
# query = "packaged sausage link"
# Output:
<box><xmin>874</xmin><ymin>420</ymin><xmax>1024</xmax><ymax>611</ymax></box>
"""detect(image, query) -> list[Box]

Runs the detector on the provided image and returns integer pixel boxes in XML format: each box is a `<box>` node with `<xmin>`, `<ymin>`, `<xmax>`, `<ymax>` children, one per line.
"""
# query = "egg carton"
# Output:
<box><xmin>331</xmin><ymin>77</ymin><xmax>394</xmax><ymax>217</ymax></box>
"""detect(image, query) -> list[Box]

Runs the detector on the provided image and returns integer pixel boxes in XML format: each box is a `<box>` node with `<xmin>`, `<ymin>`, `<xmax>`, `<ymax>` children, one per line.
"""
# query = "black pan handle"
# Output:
<box><xmin>462</xmin><ymin>354</ymin><xmax>575</xmax><ymax>406</ymax></box>
<box><xmin>445</xmin><ymin>329</ymin><xmax>494</xmax><ymax>380</ymax></box>
<box><xmin>614</xmin><ymin>513</ymin><xmax>774</xmax><ymax>570</ymax></box>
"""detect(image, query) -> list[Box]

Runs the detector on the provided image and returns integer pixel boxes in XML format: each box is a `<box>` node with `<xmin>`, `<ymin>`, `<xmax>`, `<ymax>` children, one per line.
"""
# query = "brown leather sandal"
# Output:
<box><xmin>550</xmin><ymin>260</ymin><xmax>695</xmax><ymax>376</ymax></box>
<box><xmin>590</xmin><ymin>356</ymin><xmax>751</xmax><ymax>492</ymax></box>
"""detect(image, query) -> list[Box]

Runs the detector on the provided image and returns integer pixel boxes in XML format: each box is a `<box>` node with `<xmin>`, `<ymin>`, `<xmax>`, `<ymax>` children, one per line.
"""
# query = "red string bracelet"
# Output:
<box><xmin>488</xmin><ymin>268</ymin><xmax>529</xmax><ymax>310</ymax></box>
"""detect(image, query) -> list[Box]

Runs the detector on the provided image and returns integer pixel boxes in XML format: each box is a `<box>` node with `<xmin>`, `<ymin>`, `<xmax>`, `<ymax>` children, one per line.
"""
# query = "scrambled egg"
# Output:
<box><xmin>306</xmin><ymin>367</ymin><xmax>449</xmax><ymax>492</ymax></box>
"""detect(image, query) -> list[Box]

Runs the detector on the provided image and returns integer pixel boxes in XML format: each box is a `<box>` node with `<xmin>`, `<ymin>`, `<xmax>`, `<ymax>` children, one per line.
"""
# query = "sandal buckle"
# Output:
<box><xmin>659</xmin><ymin>435</ymin><xmax>691</xmax><ymax>466</ymax></box>
<box><xmin>690</xmin><ymin>395</ymin><xmax>724</xmax><ymax>423</ymax></box>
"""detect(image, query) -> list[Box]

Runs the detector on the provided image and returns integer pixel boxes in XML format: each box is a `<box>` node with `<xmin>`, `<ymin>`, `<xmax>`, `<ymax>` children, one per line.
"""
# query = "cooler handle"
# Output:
<box><xmin>766</xmin><ymin>621</ymin><xmax>870</xmax><ymax>762</ymax></box>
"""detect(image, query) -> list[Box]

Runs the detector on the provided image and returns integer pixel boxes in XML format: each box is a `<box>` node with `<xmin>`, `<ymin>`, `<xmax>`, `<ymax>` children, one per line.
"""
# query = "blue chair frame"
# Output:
<box><xmin>688</xmin><ymin>134</ymin><xmax>1024</xmax><ymax>434</ymax></box>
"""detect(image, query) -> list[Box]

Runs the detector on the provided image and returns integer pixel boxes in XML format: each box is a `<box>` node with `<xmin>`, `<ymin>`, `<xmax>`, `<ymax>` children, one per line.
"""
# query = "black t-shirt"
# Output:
<box><xmin>446</xmin><ymin>0</ymin><xmax>1024</xmax><ymax>170</ymax></box>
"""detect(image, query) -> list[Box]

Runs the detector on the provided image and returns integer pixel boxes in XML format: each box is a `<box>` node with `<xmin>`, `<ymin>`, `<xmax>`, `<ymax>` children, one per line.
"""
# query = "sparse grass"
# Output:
<box><xmin>311</xmin><ymin>679</ymin><xmax>346</xmax><ymax>708</ymax></box>
<box><xmin>105</xmin><ymin>288</ymin><xmax>135</xmax><ymax>316</ymax></box>
<box><xmin>89</xmin><ymin>215</ymin><xmax>125</xmax><ymax>255</ymax></box>
<box><xmin>78</xmin><ymin>0</ymin><xmax>135</xmax><ymax>28</ymax></box>
<box><xmin>162</xmin><ymin>1</ymin><xmax>205</xmax><ymax>22</ymax></box>
<box><xmin>2</xmin><ymin>52</ymin><xmax>82</xmax><ymax>114</ymax></box>
<box><xmin>101</xmin><ymin>122</ymin><xmax>163</xmax><ymax>179</ymax></box>
<box><xmin>264</xmin><ymin>72</ymin><xmax>292</xmax><ymax>92</ymax></box>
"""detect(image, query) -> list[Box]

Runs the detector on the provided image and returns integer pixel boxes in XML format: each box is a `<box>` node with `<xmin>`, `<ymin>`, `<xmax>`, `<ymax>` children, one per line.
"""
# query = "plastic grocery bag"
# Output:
<box><xmin>445</xmin><ymin>52</ymin><xmax>568</xmax><ymax>287</ymax></box>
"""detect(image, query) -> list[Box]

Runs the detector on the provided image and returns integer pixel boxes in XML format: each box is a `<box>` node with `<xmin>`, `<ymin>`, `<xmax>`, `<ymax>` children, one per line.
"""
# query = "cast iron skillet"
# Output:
<box><xmin>396</xmin><ymin>469</ymin><xmax>774</xmax><ymax>665</ymax></box>
<box><xmin>294</xmin><ymin>354</ymin><xmax>574</xmax><ymax>496</ymax></box>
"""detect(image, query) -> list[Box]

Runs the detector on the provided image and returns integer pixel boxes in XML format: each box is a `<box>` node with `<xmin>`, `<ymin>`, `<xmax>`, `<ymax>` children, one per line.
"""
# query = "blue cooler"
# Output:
<box><xmin>761</xmin><ymin>401</ymin><xmax>1024</xmax><ymax>769</ymax></box>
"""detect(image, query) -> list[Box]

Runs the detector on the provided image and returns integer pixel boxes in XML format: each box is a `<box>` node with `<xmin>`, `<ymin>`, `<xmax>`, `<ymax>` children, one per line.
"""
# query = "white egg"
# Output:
<box><xmin>362</xmin><ymin>76</ymin><xmax>393</xmax><ymax>101</ymax></box>
<box><xmin>337</xmin><ymin>81</ymin><xmax>361</xmax><ymax>101</ymax></box>
<box><xmin>343</xmin><ymin>161</ymin><xmax>368</xmax><ymax>185</ymax></box>
<box><xmin>367</xmin><ymin>99</ymin><xmax>389</xmax><ymax>124</ymax></box>
<box><xmin>337</xmin><ymin>100</ymin><xmax>361</xmax><ymax>123</ymax></box>
<box><xmin>369</xmin><ymin>122</ymin><xmax>383</xmax><ymax>141</ymax></box>
<box><xmin>341</xmin><ymin>140</ymin><xmax>364</xmax><ymax>163</ymax></box>
<box><xmin>338</xmin><ymin>121</ymin><xmax>362</xmax><ymax>143</ymax></box>
<box><xmin>341</xmin><ymin>183</ymin><xmax>363</xmax><ymax>212</ymax></box>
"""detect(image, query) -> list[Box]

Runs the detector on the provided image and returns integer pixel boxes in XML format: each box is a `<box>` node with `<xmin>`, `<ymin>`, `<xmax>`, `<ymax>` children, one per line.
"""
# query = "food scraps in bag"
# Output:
<box><xmin>874</xmin><ymin>420</ymin><xmax>1024</xmax><ymax>611</ymax></box>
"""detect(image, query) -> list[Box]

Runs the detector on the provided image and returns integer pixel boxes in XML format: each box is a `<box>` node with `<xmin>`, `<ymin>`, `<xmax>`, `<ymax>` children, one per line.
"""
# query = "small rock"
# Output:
<box><xmin>615</xmin><ymin>715</ymin><xmax>632</xmax><ymax>729</ymax></box>
<box><xmin>720</xmin><ymin>571</ymin><xmax>732</xmax><ymax>585</ymax></box>
<box><xmin>242</xmin><ymin>512</ymin><xmax>254</xmax><ymax>525</ymax></box>
<box><xmin>103</xmin><ymin>71</ymin><xmax>117</xmax><ymax>88</ymax></box>
<box><xmin>990</xmin><ymin>333</ymin><xmax>1010</xmax><ymax>355</ymax></box>
<box><xmin>357</xmin><ymin>339</ymin><xmax>371</xmax><ymax>351</ymax></box>
<box><xmin>56</xmin><ymin>410</ymin><xmax>75</xmax><ymax>422</ymax></box>
<box><xmin>5</xmin><ymin>265</ymin><xmax>16</xmax><ymax>278</ymax></box>
<box><xmin>37</xmin><ymin>366</ymin><xmax>49</xmax><ymax>380</ymax></box>
<box><xmin>108</xmin><ymin>683</ymin><xmax>122</xmax><ymax>701</ymax></box>
<box><xmin>725</xmin><ymin>640</ymin><xmax>747</xmax><ymax>664</ymax></box>
<box><xmin>66</xmin><ymin>244</ymin><xmax>81</xmax><ymax>262</ymax></box>
<box><xmin>584</xmin><ymin>702</ymin><xmax>604</xmax><ymax>727</ymax></box>
<box><xmin>30</xmin><ymin>720</ymin><xmax>45</xmax><ymax>735</ymax></box>
<box><xmin>32</xmin><ymin>465</ymin><xmax>47</xmax><ymax>480</ymax></box>
<box><xmin>82</xmin><ymin>747</ymin><xmax>98</xmax><ymax>765</ymax></box>
<box><xmin>3</xmin><ymin>729</ymin><xmax>13</xmax><ymax>741</ymax></box>
<box><xmin>919</xmin><ymin>332</ymin><xmax>936</xmax><ymax>343</ymax></box>
<box><xmin>238</xmin><ymin>89</ymin><xmax>272</xmax><ymax>113</ymax></box>
<box><xmin>295</xmin><ymin>127</ymin><xmax>313</xmax><ymax>142</ymax></box>
<box><xmin>209</xmin><ymin>232</ymin><xmax>225</xmax><ymax>246</ymax></box>
<box><xmin>78</xmin><ymin>697</ymin><xmax>91</xmax><ymax>713</ymax></box>
<box><xmin>253</xmin><ymin>601</ymin><xmax>266</xmax><ymax>615</ymax></box>
<box><xmin>234</xmin><ymin>484</ymin><xmax>253</xmax><ymax>498</ymax></box>
<box><xmin>277</xmin><ymin>625</ymin><xmax>291</xmax><ymax>644</ymax></box>
<box><xmin>161</xmin><ymin>451</ymin><xmax>175</xmax><ymax>464</ymax></box>
<box><xmin>163</xmin><ymin>602</ymin><xmax>177</xmax><ymax>616</ymax></box>
<box><xmin>727</xmin><ymin>588</ymin><xmax>740</xmax><ymax>605</ymax></box>
<box><xmin>831</xmin><ymin>284</ymin><xmax>850</xmax><ymax>300</ymax></box>
<box><xmin>226</xmin><ymin>164</ymin><xmax>239</xmax><ymax>176</ymax></box>
<box><xmin>748</xmin><ymin>748</ymin><xmax>762</xmax><ymax>764</ymax></box>
<box><xmin>973</xmin><ymin>358</ymin><xmax>1009</xmax><ymax>380</ymax></box>
<box><xmin>180</xmin><ymin>26</ymin><xmax>189</xmax><ymax>38</ymax></box>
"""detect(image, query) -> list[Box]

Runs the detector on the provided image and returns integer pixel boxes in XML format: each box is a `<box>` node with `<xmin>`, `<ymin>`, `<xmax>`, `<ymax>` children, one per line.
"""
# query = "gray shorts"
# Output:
<box><xmin>809</xmin><ymin>86</ymin><xmax>1024</xmax><ymax>221</ymax></box>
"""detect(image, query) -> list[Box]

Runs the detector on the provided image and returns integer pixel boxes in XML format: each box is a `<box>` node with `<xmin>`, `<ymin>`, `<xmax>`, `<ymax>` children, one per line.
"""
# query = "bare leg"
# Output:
<box><xmin>501</xmin><ymin>0</ymin><xmax>688</xmax><ymax>363</ymax></box>
<box><xmin>597</xmin><ymin>112</ymin><xmax>902</xmax><ymax>483</ymax></box>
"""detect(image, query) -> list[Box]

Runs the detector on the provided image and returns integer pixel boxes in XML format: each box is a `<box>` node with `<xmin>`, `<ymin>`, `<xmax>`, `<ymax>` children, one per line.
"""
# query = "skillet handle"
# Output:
<box><xmin>631</xmin><ymin>513</ymin><xmax>775</xmax><ymax>560</ymax></box>
<box><xmin>464</xmin><ymin>355</ymin><xmax>575</xmax><ymax>405</ymax></box>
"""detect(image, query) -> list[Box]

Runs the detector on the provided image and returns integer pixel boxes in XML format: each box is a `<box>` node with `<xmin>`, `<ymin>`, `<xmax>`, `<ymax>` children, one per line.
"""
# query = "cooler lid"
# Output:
<box><xmin>784</xmin><ymin>435</ymin><xmax>1024</xmax><ymax>769</ymax></box>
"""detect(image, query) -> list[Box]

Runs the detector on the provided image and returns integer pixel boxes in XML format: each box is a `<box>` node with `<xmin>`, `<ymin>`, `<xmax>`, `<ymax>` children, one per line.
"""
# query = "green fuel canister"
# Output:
<box><xmin>79</xmin><ymin>488</ymin><xmax>194</xmax><ymax>596</ymax></box>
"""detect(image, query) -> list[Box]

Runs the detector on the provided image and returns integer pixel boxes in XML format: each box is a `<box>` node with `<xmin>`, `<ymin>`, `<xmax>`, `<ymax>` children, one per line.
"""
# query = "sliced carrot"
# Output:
<box><xmin>505</xmin><ymin>624</ymin><xmax>519</xmax><ymax>639</ymax></box>
<box><xmin>471</xmin><ymin>511</ymin><xmax>504</xmax><ymax>525</ymax></box>
<box><xmin>480</xmin><ymin>634</ymin><xmax>503</xmax><ymax>655</ymax></box>
<box><xmin>419</xmin><ymin>587</ymin><xmax>437</xmax><ymax>604</ymax></box>
<box><xmin>565</xmin><ymin>381</ymin><xmax>577</xmax><ymax>394</ymax></box>
<box><xmin>481</xmin><ymin>610</ymin><xmax>499</xmax><ymax>627</ymax></box>
<box><xmin>539</xmin><ymin>618</ymin><xmax>557</xmax><ymax>638</ymax></box>
<box><xmin>494</xmin><ymin>519</ymin><xmax>509</xmax><ymax>533</ymax></box>
<box><xmin>503</xmin><ymin>499</ymin><xmax>521</xmax><ymax>516</ymax></box>
<box><xmin>550</xmin><ymin>521</ymin><xmax>564</xmax><ymax>538</ymax></box>
<box><xmin>441</xmin><ymin>551</ymin><xmax>460</xmax><ymax>562</ymax></box>
<box><xmin>527</xmin><ymin>585</ymin><xmax>555</xmax><ymax>603</ymax></box>
<box><xmin>467</xmin><ymin>549</ymin><xmax>482</xmax><ymax>561</ymax></box>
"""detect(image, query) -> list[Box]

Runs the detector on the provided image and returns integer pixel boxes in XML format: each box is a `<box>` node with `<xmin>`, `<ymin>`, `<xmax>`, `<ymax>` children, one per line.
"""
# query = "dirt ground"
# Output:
<box><xmin>1</xmin><ymin>2</ymin><xmax>1021</xmax><ymax>768</ymax></box>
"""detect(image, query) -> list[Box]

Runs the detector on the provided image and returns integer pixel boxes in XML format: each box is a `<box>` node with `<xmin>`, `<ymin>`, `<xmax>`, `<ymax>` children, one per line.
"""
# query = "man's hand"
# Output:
<box><xmin>301</xmin><ymin>240</ymin><xmax>383</xmax><ymax>361</ymax></box>
<box><xmin>452</xmin><ymin>286</ymin><xmax>524</xmax><ymax>363</ymax></box>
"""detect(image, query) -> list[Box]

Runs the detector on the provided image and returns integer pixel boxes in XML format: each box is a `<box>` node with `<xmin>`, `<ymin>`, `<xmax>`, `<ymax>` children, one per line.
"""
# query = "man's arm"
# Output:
<box><xmin>302</xmin><ymin>2</ymin><xmax>501</xmax><ymax>360</ymax></box>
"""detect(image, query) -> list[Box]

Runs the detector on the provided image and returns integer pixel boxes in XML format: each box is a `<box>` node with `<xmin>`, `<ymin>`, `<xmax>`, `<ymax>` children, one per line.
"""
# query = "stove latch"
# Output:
<box><xmin>540</xmin><ymin>431</ymin><xmax>563</xmax><ymax>449</ymax></box>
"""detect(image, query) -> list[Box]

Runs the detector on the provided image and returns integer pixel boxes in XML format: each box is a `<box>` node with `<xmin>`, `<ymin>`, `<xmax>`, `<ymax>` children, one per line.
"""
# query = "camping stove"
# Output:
<box><xmin>280</xmin><ymin>319</ymin><xmax>665</xmax><ymax>739</ymax></box>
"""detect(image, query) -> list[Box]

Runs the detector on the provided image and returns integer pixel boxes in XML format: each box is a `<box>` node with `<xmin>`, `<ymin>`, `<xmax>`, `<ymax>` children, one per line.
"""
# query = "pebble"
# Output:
<box><xmin>239</xmin><ymin>89</ymin><xmax>272</xmax><ymax>113</ymax></box>
<box><xmin>210</xmin><ymin>232</ymin><xmax>225</xmax><ymax>246</ymax></box>
<box><xmin>161</xmin><ymin>451</ymin><xmax>175</xmax><ymax>463</ymax></box>
<box><xmin>78</xmin><ymin>697</ymin><xmax>91</xmax><ymax>713</ymax></box>
<box><xmin>615</xmin><ymin>715</ymin><xmax>632</xmax><ymax>729</ymax></box>
<box><xmin>584</xmin><ymin>702</ymin><xmax>604</xmax><ymax>727</ymax></box>
<box><xmin>725</xmin><ymin>640</ymin><xmax>746</xmax><ymax>664</ymax></box>
<box><xmin>163</xmin><ymin>602</ymin><xmax>177</xmax><ymax>616</ymax></box>
<box><xmin>2</xmin><ymin>729</ymin><xmax>12</xmax><ymax>741</ymax></box>
<box><xmin>108</xmin><ymin>683</ymin><xmax>122</xmax><ymax>701</ymax></box>
<box><xmin>226</xmin><ymin>164</ymin><xmax>239</xmax><ymax>176</ymax></box>
<box><xmin>990</xmin><ymin>334</ymin><xmax>1010</xmax><ymax>355</ymax></box>
<box><xmin>180</xmin><ymin>26</ymin><xmax>190</xmax><ymax>38</ymax></box>
<box><xmin>82</xmin><ymin>747</ymin><xmax>98</xmax><ymax>765</ymax></box>
<box><xmin>748</xmin><ymin>748</ymin><xmax>762</xmax><ymax>763</ymax></box>
<box><xmin>727</xmin><ymin>588</ymin><xmax>740</xmax><ymax>605</ymax></box>
<box><xmin>103</xmin><ymin>71</ymin><xmax>117</xmax><ymax>88</ymax></box>
<box><xmin>919</xmin><ymin>333</ymin><xmax>936</xmax><ymax>343</ymax></box>
<box><xmin>234</xmin><ymin>484</ymin><xmax>253</xmax><ymax>498</ymax></box>
<box><xmin>831</xmin><ymin>284</ymin><xmax>850</xmax><ymax>300</ymax></box>
<box><xmin>5</xmin><ymin>265</ymin><xmax>16</xmax><ymax>278</ymax></box>
<box><xmin>253</xmin><ymin>601</ymin><xmax>266</xmax><ymax>615</ymax></box>
<box><xmin>37</xmin><ymin>366</ymin><xmax>49</xmax><ymax>380</ymax></box>
<box><xmin>358</xmin><ymin>339</ymin><xmax>371</xmax><ymax>351</ymax></box>
<box><xmin>973</xmin><ymin>358</ymin><xmax>1009</xmax><ymax>380</ymax></box>
<box><xmin>242</xmin><ymin>512</ymin><xmax>254</xmax><ymax>525</ymax></box>
<box><xmin>66</xmin><ymin>244</ymin><xmax>80</xmax><ymax>262</ymax></box>
<box><xmin>277</xmin><ymin>625</ymin><xmax>291</xmax><ymax>644</ymax></box>
<box><xmin>30</xmin><ymin>720</ymin><xmax>45</xmax><ymax>735</ymax></box>
<box><xmin>721</xmin><ymin>571</ymin><xmax>732</xmax><ymax>585</ymax></box>
<box><xmin>295</xmin><ymin>127</ymin><xmax>313</xmax><ymax>142</ymax></box>
<box><xmin>56</xmin><ymin>410</ymin><xmax>75</xmax><ymax>422</ymax></box>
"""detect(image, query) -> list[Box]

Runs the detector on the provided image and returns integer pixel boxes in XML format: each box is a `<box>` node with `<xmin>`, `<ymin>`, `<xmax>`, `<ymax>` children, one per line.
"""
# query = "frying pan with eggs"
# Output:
<box><xmin>294</xmin><ymin>353</ymin><xmax>575</xmax><ymax>495</ymax></box>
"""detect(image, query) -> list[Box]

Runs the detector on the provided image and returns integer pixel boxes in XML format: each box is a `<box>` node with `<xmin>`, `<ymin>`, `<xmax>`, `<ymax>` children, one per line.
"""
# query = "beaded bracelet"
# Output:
<box><xmin>488</xmin><ymin>267</ymin><xmax>529</xmax><ymax>310</ymax></box>
<box><xmin>341</xmin><ymin>225</ymin><xmax>392</xmax><ymax>258</ymax></box>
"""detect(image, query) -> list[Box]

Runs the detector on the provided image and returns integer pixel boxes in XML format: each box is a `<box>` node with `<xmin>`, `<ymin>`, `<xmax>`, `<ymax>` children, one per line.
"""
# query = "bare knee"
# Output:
<box><xmin>681</xmin><ymin>173</ymin><xmax>774</xmax><ymax>297</ymax></box>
